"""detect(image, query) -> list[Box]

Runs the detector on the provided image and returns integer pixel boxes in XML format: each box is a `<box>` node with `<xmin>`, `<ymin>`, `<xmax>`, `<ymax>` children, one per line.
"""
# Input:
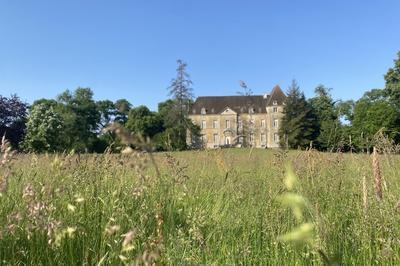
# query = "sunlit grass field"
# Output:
<box><xmin>1</xmin><ymin>148</ymin><xmax>399</xmax><ymax>265</ymax></box>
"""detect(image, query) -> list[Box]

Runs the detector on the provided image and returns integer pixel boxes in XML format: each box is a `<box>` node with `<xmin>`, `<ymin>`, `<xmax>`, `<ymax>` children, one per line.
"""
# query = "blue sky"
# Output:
<box><xmin>1</xmin><ymin>1</ymin><xmax>399</xmax><ymax>110</ymax></box>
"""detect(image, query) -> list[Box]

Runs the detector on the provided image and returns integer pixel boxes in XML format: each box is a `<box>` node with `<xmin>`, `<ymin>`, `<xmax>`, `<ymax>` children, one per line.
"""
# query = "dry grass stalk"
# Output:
<box><xmin>362</xmin><ymin>175</ymin><xmax>368</xmax><ymax>215</ymax></box>
<box><xmin>372</xmin><ymin>147</ymin><xmax>383</xmax><ymax>201</ymax></box>
<box><xmin>0</xmin><ymin>135</ymin><xmax>15</xmax><ymax>195</ymax></box>
<box><xmin>1</xmin><ymin>135</ymin><xmax>14</xmax><ymax>167</ymax></box>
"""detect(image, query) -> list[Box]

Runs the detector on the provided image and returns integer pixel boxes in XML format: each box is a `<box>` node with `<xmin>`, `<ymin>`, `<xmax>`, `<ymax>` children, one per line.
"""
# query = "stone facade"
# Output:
<box><xmin>188</xmin><ymin>85</ymin><xmax>286</xmax><ymax>148</ymax></box>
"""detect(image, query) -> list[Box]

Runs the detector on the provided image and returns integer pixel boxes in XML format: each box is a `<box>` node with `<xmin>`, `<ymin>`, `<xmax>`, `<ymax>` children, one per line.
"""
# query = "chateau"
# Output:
<box><xmin>188</xmin><ymin>85</ymin><xmax>286</xmax><ymax>148</ymax></box>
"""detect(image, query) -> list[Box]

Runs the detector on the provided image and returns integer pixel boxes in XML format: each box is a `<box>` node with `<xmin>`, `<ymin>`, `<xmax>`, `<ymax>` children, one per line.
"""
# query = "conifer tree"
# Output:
<box><xmin>309</xmin><ymin>85</ymin><xmax>341</xmax><ymax>150</ymax></box>
<box><xmin>279</xmin><ymin>80</ymin><xmax>317</xmax><ymax>149</ymax></box>
<box><xmin>166</xmin><ymin>60</ymin><xmax>197</xmax><ymax>150</ymax></box>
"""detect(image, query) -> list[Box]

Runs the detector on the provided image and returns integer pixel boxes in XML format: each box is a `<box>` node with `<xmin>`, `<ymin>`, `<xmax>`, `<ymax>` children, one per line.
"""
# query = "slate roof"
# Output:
<box><xmin>190</xmin><ymin>85</ymin><xmax>285</xmax><ymax>115</ymax></box>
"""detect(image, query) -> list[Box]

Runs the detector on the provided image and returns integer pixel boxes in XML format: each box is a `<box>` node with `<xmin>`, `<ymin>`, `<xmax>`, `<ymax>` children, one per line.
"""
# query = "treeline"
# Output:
<box><xmin>280</xmin><ymin>52</ymin><xmax>400</xmax><ymax>152</ymax></box>
<box><xmin>1</xmin><ymin>52</ymin><xmax>400</xmax><ymax>153</ymax></box>
<box><xmin>0</xmin><ymin>60</ymin><xmax>199</xmax><ymax>153</ymax></box>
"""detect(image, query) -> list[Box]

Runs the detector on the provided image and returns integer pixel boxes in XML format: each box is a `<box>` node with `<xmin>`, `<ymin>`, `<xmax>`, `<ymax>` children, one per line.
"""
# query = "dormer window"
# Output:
<box><xmin>201</xmin><ymin>107</ymin><xmax>206</xmax><ymax>115</ymax></box>
<box><xmin>273</xmin><ymin>100</ymin><xmax>278</xmax><ymax>106</ymax></box>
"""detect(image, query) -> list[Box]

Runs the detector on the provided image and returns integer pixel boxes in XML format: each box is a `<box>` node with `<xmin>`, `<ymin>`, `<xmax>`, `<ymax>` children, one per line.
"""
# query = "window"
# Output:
<box><xmin>201</xmin><ymin>107</ymin><xmax>206</xmax><ymax>115</ymax></box>
<box><xmin>213</xmin><ymin>133</ymin><xmax>219</xmax><ymax>144</ymax></box>
<box><xmin>225</xmin><ymin>120</ymin><xmax>231</xmax><ymax>128</ymax></box>
<box><xmin>273</xmin><ymin>119</ymin><xmax>279</xmax><ymax>128</ymax></box>
<box><xmin>213</xmin><ymin>120</ymin><xmax>218</xmax><ymax>129</ymax></box>
<box><xmin>261</xmin><ymin>133</ymin><xmax>266</xmax><ymax>144</ymax></box>
<box><xmin>273</xmin><ymin>100</ymin><xmax>278</xmax><ymax>105</ymax></box>
<box><xmin>238</xmin><ymin>120</ymin><xmax>242</xmax><ymax>129</ymax></box>
<box><xmin>201</xmin><ymin>120</ymin><xmax>206</xmax><ymax>129</ymax></box>
<box><xmin>274</xmin><ymin>133</ymin><xmax>279</xmax><ymax>143</ymax></box>
<box><xmin>273</xmin><ymin>107</ymin><xmax>278</xmax><ymax>113</ymax></box>
<box><xmin>250</xmin><ymin>133</ymin><xmax>254</xmax><ymax>144</ymax></box>
<box><xmin>261</xmin><ymin>119</ymin><xmax>266</xmax><ymax>128</ymax></box>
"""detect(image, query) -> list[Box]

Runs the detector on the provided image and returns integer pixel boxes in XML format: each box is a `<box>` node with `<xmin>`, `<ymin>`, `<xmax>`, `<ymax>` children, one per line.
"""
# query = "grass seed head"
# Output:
<box><xmin>372</xmin><ymin>147</ymin><xmax>383</xmax><ymax>201</ymax></box>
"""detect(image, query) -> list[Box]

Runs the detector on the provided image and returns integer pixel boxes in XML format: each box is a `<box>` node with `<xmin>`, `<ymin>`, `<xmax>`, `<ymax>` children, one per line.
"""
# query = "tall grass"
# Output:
<box><xmin>0</xmin><ymin>148</ymin><xmax>399</xmax><ymax>265</ymax></box>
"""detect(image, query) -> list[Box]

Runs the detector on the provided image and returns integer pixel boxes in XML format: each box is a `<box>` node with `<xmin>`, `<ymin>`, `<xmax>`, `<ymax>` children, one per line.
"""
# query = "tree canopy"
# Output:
<box><xmin>0</xmin><ymin>95</ymin><xmax>27</xmax><ymax>149</ymax></box>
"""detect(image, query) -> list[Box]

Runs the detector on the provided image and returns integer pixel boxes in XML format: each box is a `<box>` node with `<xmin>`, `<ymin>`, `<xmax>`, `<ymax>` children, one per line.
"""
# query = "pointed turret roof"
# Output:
<box><xmin>266</xmin><ymin>85</ymin><xmax>286</xmax><ymax>106</ymax></box>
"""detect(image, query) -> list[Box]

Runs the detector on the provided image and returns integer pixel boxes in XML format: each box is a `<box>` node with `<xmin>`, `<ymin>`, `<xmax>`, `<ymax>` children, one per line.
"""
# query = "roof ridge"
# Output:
<box><xmin>197</xmin><ymin>95</ymin><xmax>264</xmax><ymax>98</ymax></box>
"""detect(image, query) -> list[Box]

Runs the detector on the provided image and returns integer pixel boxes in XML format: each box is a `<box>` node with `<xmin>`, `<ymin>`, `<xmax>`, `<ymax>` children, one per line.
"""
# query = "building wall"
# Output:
<box><xmin>189</xmin><ymin>105</ymin><xmax>284</xmax><ymax>148</ymax></box>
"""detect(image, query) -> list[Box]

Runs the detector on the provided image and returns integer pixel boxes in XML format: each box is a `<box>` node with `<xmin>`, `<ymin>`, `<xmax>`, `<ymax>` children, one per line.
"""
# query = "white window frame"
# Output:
<box><xmin>273</xmin><ymin>119</ymin><xmax>279</xmax><ymax>128</ymax></box>
<box><xmin>213</xmin><ymin>120</ymin><xmax>218</xmax><ymax>129</ymax></box>
<box><xmin>250</xmin><ymin>133</ymin><xmax>254</xmax><ymax>144</ymax></box>
<box><xmin>274</xmin><ymin>133</ymin><xmax>279</xmax><ymax>143</ymax></box>
<box><xmin>201</xmin><ymin>120</ymin><xmax>206</xmax><ymax>129</ymax></box>
<box><xmin>261</xmin><ymin>133</ymin><xmax>266</xmax><ymax>144</ymax></box>
<box><xmin>261</xmin><ymin>119</ymin><xmax>266</xmax><ymax>128</ymax></box>
<box><xmin>225</xmin><ymin>120</ymin><xmax>231</xmax><ymax>129</ymax></box>
<box><xmin>213</xmin><ymin>133</ymin><xmax>219</xmax><ymax>144</ymax></box>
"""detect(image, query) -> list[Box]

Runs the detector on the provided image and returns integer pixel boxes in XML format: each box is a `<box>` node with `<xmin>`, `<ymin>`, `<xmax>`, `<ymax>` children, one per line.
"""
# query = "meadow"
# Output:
<box><xmin>1</xmin><ymin>144</ymin><xmax>400</xmax><ymax>265</ymax></box>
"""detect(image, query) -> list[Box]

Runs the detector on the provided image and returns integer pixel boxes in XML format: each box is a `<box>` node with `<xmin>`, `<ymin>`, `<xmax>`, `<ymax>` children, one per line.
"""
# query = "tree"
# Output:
<box><xmin>56</xmin><ymin>87</ymin><xmax>100</xmax><ymax>152</ymax></box>
<box><xmin>114</xmin><ymin>99</ymin><xmax>132</xmax><ymax>125</ymax></box>
<box><xmin>279</xmin><ymin>80</ymin><xmax>317</xmax><ymax>149</ymax></box>
<box><xmin>97</xmin><ymin>100</ymin><xmax>116</xmax><ymax>129</ymax></box>
<box><xmin>384</xmin><ymin>51</ymin><xmax>400</xmax><ymax>107</ymax></box>
<box><xmin>336</xmin><ymin>100</ymin><xmax>355</xmax><ymax>123</ymax></box>
<box><xmin>309</xmin><ymin>85</ymin><xmax>341</xmax><ymax>150</ymax></box>
<box><xmin>166</xmin><ymin>60</ymin><xmax>198</xmax><ymax>150</ymax></box>
<box><xmin>351</xmin><ymin>89</ymin><xmax>400</xmax><ymax>151</ymax></box>
<box><xmin>126</xmin><ymin>105</ymin><xmax>164</xmax><ymax>139</ymax></box>
<box><xmin>23</xmin><ymin>103</ymin><xmax>65</xmax><ymax>152</ymax></box>
<box><xmin>168</xmin><ymin>59</ymin><xmax>194</xmax><ymax>123</ymax></box>
<box><xmin>158</xmin><ymin>99</ymin><xmax>176</xmax><ymax>128</ymax></box>
<box><xmin>0</xmin><ymin>95</ymin><xmax>28</xmax><ymax>149</ymax></box>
